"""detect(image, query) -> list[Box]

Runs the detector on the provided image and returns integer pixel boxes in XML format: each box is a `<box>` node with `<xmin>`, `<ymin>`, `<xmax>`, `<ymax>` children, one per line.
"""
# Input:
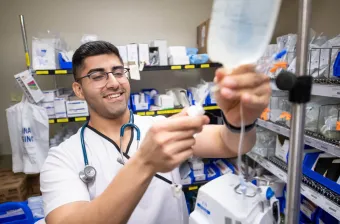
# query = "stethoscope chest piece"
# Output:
<box><xmin>79</xmin><ymin>165</ymin><xmax>97</xmax><ymax>183</ymax></box>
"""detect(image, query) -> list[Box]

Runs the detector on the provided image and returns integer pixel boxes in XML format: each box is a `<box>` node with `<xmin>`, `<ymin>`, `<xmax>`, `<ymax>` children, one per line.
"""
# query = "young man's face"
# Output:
<box><xmin>73</xmin><ymin>54</ymin><xmax>130</xmax><ymax>119</ymax></box>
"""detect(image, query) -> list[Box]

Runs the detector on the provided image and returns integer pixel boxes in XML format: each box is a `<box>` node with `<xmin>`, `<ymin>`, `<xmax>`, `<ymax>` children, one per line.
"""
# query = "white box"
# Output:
<box><xmin>138</xmin><ymin>44</ymin><xmax>150</xmax><ymax>66</ymax></box>
<box><xmin>168</xmin><ymin>46</ymin><xmax>187</xmax><ymax>57</ymax></box>
<box><xmin>213</xmin><ymin>159</ymin><xmax>232</xmax><ymax>174</ymax></box>
<box><xmin>14</xmin><ymin>70</ymin><xmax>44</xmax><ymax>103</ymax></box>
<box><xmin>275</xmin><ymin>135</ymin><xmax>290</xmax><ymax>163</ymax></box>
<box><xmin>117</xmin><ymin>46</ymin><xmax>128</xmax><ymax>67</ymax></box>
<box><xmin>54</xmin><ymin>96</ymin><xmax>68</xmax><ymax>118</ymax></box>
<box><xmin>194</xmin><ymin>173</ymin><xmax>206</xmax><ymax>181</ymax></box>
<box><xmin>127</xmin><ymin>44</ymin><xmax>139</xmax><ymax>66</ymax></box>
<box><xmin>41</xmin><ymin>102</ymin><xmax>55</xmax><ymax>118</ymax></box>
<box><xmin>150</xmin><ymin>40</ymin><xmax>168</xmax><ymax>66</ymax></box>
<box><xmin>42</xmin><ymin>90</ymin><xmax>57</xmax><ymax>102</ymax></box>
<box><xmin>66</xmin><ymin>100</ymin><xmax>89</xmax><ymax>117</ymax></box>
<box><xmin>169</xmin><ymin>55</ymin><xmax>190</xmax><ymax>65</ymax></box>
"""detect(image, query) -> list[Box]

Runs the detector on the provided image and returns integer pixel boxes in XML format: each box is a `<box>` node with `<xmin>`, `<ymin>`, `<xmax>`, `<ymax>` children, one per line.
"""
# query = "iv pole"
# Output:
<box><xmin>281</xmin><ymin>0</ymin><xmax>312</xmax><ymax>223</ymax></box>
<box><xmin>19</xmin><ymin>15</ymin><xmax>31</xmax><ymax>72</ymax></box>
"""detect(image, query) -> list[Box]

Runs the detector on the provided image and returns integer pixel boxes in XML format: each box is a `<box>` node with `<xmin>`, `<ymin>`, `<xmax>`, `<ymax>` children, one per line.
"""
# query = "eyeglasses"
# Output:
<box><xmin>76</xmin><ymin>66</ymin><xmax>130</xmax><ymax>88</ymax></box>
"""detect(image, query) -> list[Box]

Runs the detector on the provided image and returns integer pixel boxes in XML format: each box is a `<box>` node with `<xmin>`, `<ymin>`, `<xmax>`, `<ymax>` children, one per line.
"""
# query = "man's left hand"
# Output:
<box><xmin>214</xmin><ymin>64</ymin><xmax>271</xmax><ymax>127</ymax></box>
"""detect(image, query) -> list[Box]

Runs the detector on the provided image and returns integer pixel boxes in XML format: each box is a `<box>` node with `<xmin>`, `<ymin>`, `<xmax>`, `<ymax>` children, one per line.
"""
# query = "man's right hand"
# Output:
<box><xmin>136</xmin><ymin>113</ymin><xmax>210</xmax><ymax>173</ymax></box>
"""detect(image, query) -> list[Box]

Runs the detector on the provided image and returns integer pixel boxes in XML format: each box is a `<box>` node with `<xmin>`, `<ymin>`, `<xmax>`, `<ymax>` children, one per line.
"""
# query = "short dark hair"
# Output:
<box><xmin>72</xmin><ymin>40</ymin><xmax>123</xmax><ymax>79</ymax></box>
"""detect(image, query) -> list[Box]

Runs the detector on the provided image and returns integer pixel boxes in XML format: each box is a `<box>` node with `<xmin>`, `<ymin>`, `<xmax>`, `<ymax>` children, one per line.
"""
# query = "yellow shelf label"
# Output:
<box><xmin>36</xmin><ymin>70</ymin><xmax>49</xmax><ymax>75</ymax></box>
<box><xmin>184</xmin><ymin>65</ymin><xmax>195</xmax><ymax>69</ymax></box>
<box><xmin>57</xmin><ymin>118</ymin><xmax>69</xmax><ymax>123</ymax></box>
<box><xmin>75</xmin><ymin>117</ymin><xmax>87</xmax><ymax>122</ymax></box>
<box><xmin>49</xmin><ymin>119</ymin><xmax>55</xmax><ymax>124</ymax></box>
<box><xmin>171</xmin><ymin>65</ymin><xmax>182</xmax><ymax>70</ymax></box>
<box><xmin>146</xmin><ymin>111</ymin><xmax>155</xmax><ymax>116</ymax></box>
<box><xmin>157</xmin><ymin>109</ymin><xmax>181</xmax><ymax>115</ymax></box>
<box><xmin>204</xmin><ymin>106</ymin><xmax>220</xmax><ymax>110</ymax></box>
<box><xmin>188</xmin><ymin>186</ymin><xmax>198</xmax><ymax>191</ymax></box>
<box><xmin>137</xmin><ymin>112</ymin><xmax>146</xmax><ymax>116</ymax></box>
<box><xmin>55</xmin><ymin>70</ymin><xmax>67</xmax><ymax>74</ymax></box>
<box><xmin>201</xmin><ymin>64</ymin><xmax>210</xmax><ymax>68</ymax></box>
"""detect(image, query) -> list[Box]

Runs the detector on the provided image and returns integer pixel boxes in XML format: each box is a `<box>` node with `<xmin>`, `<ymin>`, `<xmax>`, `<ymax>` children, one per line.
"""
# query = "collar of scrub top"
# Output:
<box><xmin>80</xmin><ymin>109</ymin><xmax>173</xmax><ymax>185</ymax></box>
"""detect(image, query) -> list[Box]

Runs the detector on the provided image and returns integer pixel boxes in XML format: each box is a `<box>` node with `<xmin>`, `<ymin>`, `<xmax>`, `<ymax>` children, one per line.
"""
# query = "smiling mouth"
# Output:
<box><xmin>104</xmin><ymin>92</ymin><xmax>124</xmax><ymax>99</ymax></box>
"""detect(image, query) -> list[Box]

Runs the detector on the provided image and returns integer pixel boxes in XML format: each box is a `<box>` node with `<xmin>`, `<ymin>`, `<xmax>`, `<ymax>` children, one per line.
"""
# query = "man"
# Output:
<box><xmin>40</xmin><ymin>40</ymin><xmax>271</xmax><ymax>224</ymax></box>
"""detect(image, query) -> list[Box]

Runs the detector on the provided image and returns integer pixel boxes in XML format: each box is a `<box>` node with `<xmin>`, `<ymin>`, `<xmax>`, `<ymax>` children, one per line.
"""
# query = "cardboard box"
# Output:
<box><xmin>197</xmin><ymin>19</ymin><xmax>210</xmax><ymax>54</ymax></box>
<box><xmin>0</xmin><ymin>170</ymin><xmax>27</xmax><ymax>203</ymax></box>
<box><xmin>54</xmin><ymin>95</ymin><xmax>68</xmax><ymax>118</ymax></box>
<box><xmin>66</xmin><ymin>100</ymin><xmax>89</xmax><ymax>117</ymax></box>
<box><xmin>41</xmin><ymin>102</ymin><xmax>56</xmax><ymax>118</ymax></box>
<box><xmin>27</xmin><ymin>174</ymin><xmax>41</xmax><ymax>197</ymax></box>
<box><xmin>150</xmin><ymin>40</ymin><xmax>168</xmax><ymax>66</ymax></box>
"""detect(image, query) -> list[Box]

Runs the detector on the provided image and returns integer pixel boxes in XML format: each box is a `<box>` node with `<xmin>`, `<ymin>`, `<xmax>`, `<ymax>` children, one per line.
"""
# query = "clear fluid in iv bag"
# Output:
<box><xmin>208</xmin><ymin>0</ymin><xmax>282</xmax><ymax>69</ymax></box>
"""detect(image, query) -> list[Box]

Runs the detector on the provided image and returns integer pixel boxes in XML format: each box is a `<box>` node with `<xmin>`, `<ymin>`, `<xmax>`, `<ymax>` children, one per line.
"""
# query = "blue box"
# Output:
<box><xmin>130</xmin><ymin>93</ymin><xmax>151</xmax><ymax>112</ymax></box>
<box><xmin>333</xmin><ymin>51</ymin><xmax>340</xmax><ymax>77</ymax></box>
<box><xmin>58</xmin><ymin>53</ymin><xmax>72</xmax><ymax>69</ymax></box>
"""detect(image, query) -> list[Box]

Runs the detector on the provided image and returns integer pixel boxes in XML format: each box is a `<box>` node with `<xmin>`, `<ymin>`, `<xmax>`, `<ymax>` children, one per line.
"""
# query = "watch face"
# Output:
<box><xmin>85</xmin><ymin>166</ymin><xmax>96</xmax><ymax>178</ymax></box>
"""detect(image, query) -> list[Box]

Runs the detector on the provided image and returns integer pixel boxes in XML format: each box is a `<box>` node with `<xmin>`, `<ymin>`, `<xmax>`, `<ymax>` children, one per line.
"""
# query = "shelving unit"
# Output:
<box><xmin>34</xmin><ymin>63</ymin><xmax>221</xmax><ymax>75</ymax></box>
<box><xmin>247</xmin><ymin>152</ymin><xmax>340</xmax><ymax>220</ymax></box>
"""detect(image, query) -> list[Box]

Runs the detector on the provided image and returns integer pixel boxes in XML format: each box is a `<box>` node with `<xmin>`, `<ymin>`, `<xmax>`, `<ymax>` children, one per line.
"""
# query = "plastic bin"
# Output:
<box><xmin>58</xmin><ymin>53</ymin><xmax>72</xmax><ymax>69</ymax></box>
<box><xmin>333</xmin><ymin>51</ymin><xmax>340</xmax><ymax>77</ymax></box>
<box><xmin>0</xmin><ymin>201</ymin><xmax>43</xmax><ymax>224</ymax></box>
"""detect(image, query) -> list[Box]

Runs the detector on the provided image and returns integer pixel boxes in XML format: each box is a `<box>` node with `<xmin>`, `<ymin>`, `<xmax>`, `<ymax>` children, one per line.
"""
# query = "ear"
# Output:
<box><xmin>72</xmin><ymin>82</ymin><xmax>85</xmax><ymax>100</ymax></box>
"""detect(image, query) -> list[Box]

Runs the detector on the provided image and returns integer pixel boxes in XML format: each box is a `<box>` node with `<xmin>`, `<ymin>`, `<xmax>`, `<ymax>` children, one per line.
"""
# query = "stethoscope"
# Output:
<box><xmin>78</xmin><ymin>110</ymin><xmax>173</xmax><ymax>185</ymax></box>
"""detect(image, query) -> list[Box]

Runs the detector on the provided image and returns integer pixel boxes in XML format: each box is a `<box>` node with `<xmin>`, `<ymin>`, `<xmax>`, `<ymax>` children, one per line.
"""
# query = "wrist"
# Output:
<box><xmin>132</xmin><ymin>150</ymin><xmax>157</xmax><ymax>176</ymax></box>
<box><xmin>222</xmin><ymin>113</ymin><xmax>256</xmax><ymax>133</ymax></box>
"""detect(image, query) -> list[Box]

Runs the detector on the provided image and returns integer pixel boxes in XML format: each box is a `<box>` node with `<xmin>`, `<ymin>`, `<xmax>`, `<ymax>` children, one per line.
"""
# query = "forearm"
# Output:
<box><xmin>62</xmin><ymin>151</ymin><xmax>154</xmax><ymax>224</ymax></box>
<box><xmin>220</xmin><ymin>125</ymin><xmax>256</xmax><ymax>157</ymax></box>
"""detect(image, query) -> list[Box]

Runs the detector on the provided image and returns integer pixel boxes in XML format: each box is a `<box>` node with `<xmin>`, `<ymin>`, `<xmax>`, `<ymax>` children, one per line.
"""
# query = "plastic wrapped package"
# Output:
<box><xmin>269</xmin><ymin>92</ymin><xmax>291</xmax><ymax>125</ymax></box>
<box><xmin>285</xmin><ymin>102</ymin><xmax>320</xmax><ymax>131</ymax></box>
<box><xmin>317</xmin><ymin>104</ymin><xmax>340</xmax><ymax>140</ymax></box>
<box><xmin>252</xmin><ymin>127</ymin><xmax>276</xmax><ymax>157</ymax></box>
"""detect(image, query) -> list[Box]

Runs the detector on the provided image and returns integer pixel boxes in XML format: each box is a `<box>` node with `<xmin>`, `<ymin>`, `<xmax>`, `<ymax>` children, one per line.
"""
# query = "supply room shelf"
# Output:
<box><xmin>270</xmin><ymin>80</ymin><xmax>340</xmax><ymax>99</ymax></box>
<box><xmin>256</xmin><ymin>119</ymin><xmax>340</xmax><ymax>158</ymax></box>
<box><xmin>247</xmin><ymin>152</ymin><xmax>340</xmax><ymax>220</ymax></box>
<box><xmin>182</xmin><ymin>180</ymin><xmax>209</xmax><ymax>192</ymax></box>
<box><xmin>34</xmin><ymin>63</ymin><xmax>221</xmax><ymax>75</ymax></box>
<box><xmin>48</xmin><ymin>106</ymin><xmax>221</xmax><ymax>124</ymax></box>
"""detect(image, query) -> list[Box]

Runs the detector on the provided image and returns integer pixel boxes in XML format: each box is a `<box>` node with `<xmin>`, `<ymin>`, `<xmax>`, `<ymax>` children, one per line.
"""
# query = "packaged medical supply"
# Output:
<box><xmin>189</xmin><ymin>54</ymin><xmax>209</xmax><ymax>64</ymax></box>
<box><xmin>130</xmin><ymin>93</ymin><xmax>150</xmax><ymax>112</ymax></box>
<box><xmin>150</xmin><ymin>40</ymin><xmax>168</xmax><ymax>65</ymax></box>
<box><xmin>189</xmin><ymin>158</ymin><xmax>204</xmax><ymax>176</ymax></box>
<box><xmin>154</xmin><ymin>94</ymin><xmax>175</xmax><ymax>110</ymax></box>
<box><xmin>27</xmin><ymin>196</ymin><xmax>44</xmax><ymax>219</ymax></box>
<box><xmin>42</xmin><ymin>90</ymin><xmax>56</xmax><ymax>103</ymax></box>
<box><xmin>181</xmin><ymin>173</ymin><xmax>194</xmax><ymax>185</ymax></box>
<box><xmin>127</xmin><ymin>43</ymin><xmax>139</xmax><ymax>67</ymax></box>
<box><xmin>14</xmin><ymin>70</ymin><xmax>44</xmax><ymax>103</ymax></box>
<box><xmin>193</xmin><ymin>173</ymin><xmax>206</xmax><ymax>182</ymax></box>
<box><xmin>54</xmin><ymin>96</ymin><xmax>68</xmax><ymax>118</ymax></box>
<box><xmin>275</xmin><ymin>135</ymin><xmax>290</xmax><ymax>163</ymax></box>
<box><xmin>58</xmin><ymin>52</ymin><xmax>72</xmax><ymax>69</ymax></box>
<box><xmin>169</xmin><ymin>55</ymin><xmax>190</xmax><ymax>65</ymax></box>
<box><xmin>168</xmin><ymin>46</ymin><xmax>187</xmax><ymax>57</ymax></box>
<box><xmin>32</xmin><ymin>38</ymin><xmax>57</xmax><ymax>70</ymax></box>
<box><xmin>41</xmin><ymin>102</ymin><xmax>55</xmax><ymax>118</ymax></box>
<box><xmin>186</xmin><ymin>48</ymin><xmax>199</xmax><ymax>55</ymax></box>
<box><xmin>213</xmin><ymin>159</ymin><xmax>233</xmax><ymax>175</ymax></box>
<box><xmin>66</xmin><ymin>100</ymin><xmax>89</xmax><ymax>117</ymax></box>
<box><xmin>149</xmin><ymin>47</ymin><xmax>160</xmax><ymax>66</ymax></box>
<box><xmin>138</xmin><ymin>44</ymin><xmax>150</xmax><ymax>66</ymax></box>
<box><xmin>166</xmin><ymin>89</ymin><xmax>190</xmax><ymax>108</ymax></box>
<box><xmin>117</xmin><ymin>46</ymin><xmax>128</xmax><ymax>67</ymax></box>
<box><xmin>81</xmin><ymin>34</ymin><xmax>98</xmax><ymax>44</ymax></box>
<box><xmin>252</xmin><ymin>127</ymin><xmax>276</xmax><ymax>157</ymax></box>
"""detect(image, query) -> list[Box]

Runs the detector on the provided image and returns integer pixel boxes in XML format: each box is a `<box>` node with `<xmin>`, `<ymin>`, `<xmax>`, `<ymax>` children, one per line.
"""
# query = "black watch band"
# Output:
<box><xmin>222</xmin><ymin>113</ymin><xmax>256</xmax><ymax>133</ymax></box>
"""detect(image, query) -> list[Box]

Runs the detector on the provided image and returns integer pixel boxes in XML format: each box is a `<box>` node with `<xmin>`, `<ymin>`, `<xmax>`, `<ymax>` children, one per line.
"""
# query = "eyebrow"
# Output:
<box><xmin>86</xmin><ymin>66</ymin><xmax>124</xmax><ymax>75</ymax></box>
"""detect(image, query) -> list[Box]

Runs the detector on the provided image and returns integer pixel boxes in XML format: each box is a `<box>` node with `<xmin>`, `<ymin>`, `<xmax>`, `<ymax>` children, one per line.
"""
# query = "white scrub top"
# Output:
<box><xmin>40</xmin><ymin>115</ymin><xmax>189</xmax><ymax>224</ymax></box>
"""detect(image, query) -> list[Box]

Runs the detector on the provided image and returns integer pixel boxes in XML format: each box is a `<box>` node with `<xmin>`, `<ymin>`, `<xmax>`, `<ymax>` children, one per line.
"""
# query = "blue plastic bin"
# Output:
<box><xmin>333</xmin><ymin>51</ymin><xmax>340</xmax><ymax>77</ymax></box>
<box><xmin>0</xmin><ymin>201</ymin><xmax>42</xmax><ymax>224</ymax></box>
<box><xmin>58</xmin><ymin>53</ymin><xmax>72</xmax><ymax>69</ymax></box>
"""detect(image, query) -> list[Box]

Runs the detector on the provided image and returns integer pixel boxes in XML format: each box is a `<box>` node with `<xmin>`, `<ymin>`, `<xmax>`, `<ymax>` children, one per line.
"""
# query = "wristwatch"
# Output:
<box><xmin>222</xmin><ymin>113</ymin><xmax>256</xmax><ymax>133</ymax></box>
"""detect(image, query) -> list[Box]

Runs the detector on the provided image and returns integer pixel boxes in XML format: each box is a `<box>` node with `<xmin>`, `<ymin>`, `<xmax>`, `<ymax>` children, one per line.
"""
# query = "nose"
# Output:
<box><xmin>105</xmin><ymin>73</ymin><xmax>120</xmax><ymax>89</ymax></box>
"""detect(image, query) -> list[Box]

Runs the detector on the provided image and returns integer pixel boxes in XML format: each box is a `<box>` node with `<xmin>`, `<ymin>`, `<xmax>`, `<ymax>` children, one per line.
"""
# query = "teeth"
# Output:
<box><xmin>107</xmin><ymin>93</ymin><xmax>121</xmax><ymax>99</ymax></box>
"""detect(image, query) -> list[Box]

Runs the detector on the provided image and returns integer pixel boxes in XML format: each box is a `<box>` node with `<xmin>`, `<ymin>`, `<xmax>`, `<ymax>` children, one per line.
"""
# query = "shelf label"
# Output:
<box><xmin>278</xmin><ymin>173</ymin><xmax>285</xmax><ymax>180</ymax></box>
<box><xmin>75</xmin><ymin>117</ymin><xmax>87</xmax><ymax>122</ymax></box>
<box><xmin>55</xmin><ymin>70</ymin><xmax>67</xmax><ymax>74</ymax></box>
<box><xmin>189</xmin><ymin>186</ymin><xmax>198</xmax><ymax>191</ymax></box>
<box><xmin>184</xmin><ymin>65</ymin><xmax>195</xmax><ymax>69</ymax></box>
<box><xmin>158</xmin><ymin>109</ymin><xmax>181</xmax><ymax>115</ymax></box>
<box><xmin>204</xmin><ymin>106</ymin><xmax>219</xmax><ymax>110</ymax></box>
<box><xmin>274</xmin><ymin>126</ymin><xmax>281</xmax><ymax>133</ymax></box>
<box><xmin>57</xmin><ymin>118</ymin><xmax>69</xmax><ymax>123</ymax></box>
<box><xmin>146</xmin><ymin>111</ymin><xmax>155</xmax><ymax>116</ymax></box>
<box><xmin>305</xmin><ymin>138</ymin><xmax>312</xmax><ymax>145</ymax></box>
<box><xmin>201</xmin><ymin>64</ymin><xmax>210</xmax><ymax>68</ymax></box>
<box><xmin>137</xmin><ymin>112</ymin><xmax>146</xmax><ymax>116</ymax></box>
<box><xmin>49</xmin><ymin>119</ymin><xmax>55</xmax><ymax>124</ymax></box>
<box><xmin>325</xmin><ymin>201</ymin><xmax>339</xmax><ymax>218</ymax></box>
<box><xmin>36</xmin><ymin>70</ymin><xmax>49</xmax><ymax>75</ymax></box>
<box><xmin>171</xmin><ymin>65</ymin><xmax>182</xmax><ymax>70</ymax></box>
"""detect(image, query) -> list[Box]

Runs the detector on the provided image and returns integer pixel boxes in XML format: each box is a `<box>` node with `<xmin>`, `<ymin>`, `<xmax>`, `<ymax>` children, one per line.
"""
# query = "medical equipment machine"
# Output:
<box><xmin>79</xmin><ymin>110</ymin><xmax>137</xmax><ymax>183</ymax></box>
<box><xmin>189</xmin><ymin>173</ymin><xmax>280</xmax><ymax>224</ymax></box>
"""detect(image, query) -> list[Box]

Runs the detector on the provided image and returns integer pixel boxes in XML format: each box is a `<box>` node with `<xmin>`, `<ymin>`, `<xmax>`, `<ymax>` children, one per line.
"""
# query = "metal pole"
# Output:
<box><xmin>285</xmin><ymin>1</ymin><xmax>312</xmax><ymax>224</ymax></box>
<box><xmin>19</xmin><ymin>15</ymin><xmax>31</xmax><ymax>71</ymax></box>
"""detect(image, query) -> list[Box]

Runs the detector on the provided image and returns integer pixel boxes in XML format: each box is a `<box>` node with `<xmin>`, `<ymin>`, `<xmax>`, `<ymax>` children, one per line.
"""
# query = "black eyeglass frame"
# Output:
<box><xmin>75</xmin><ymin>66</ymin><xmax>130</xmax><ymax>82</ymax></box>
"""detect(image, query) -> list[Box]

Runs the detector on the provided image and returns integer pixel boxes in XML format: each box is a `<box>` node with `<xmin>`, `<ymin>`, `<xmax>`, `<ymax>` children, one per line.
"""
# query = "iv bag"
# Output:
<box><xmin>208</xmin><ymin>0</ymin><xmax>282</xmax><ymax>69</ymax></box>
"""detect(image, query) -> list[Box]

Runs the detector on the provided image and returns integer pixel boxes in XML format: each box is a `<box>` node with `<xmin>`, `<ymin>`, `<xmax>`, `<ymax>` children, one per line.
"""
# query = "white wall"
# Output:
<box><xmin>0</xmin><ymin>0</ymin><xmax>339</xmax><ymax>157</ymax></box>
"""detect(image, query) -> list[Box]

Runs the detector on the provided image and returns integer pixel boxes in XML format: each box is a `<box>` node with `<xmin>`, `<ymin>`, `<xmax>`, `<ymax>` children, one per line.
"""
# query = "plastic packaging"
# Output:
<box><xmin>208</xmin><ymin>0</ymin><xmax>282</xmax><ymax>69</ymax></box>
